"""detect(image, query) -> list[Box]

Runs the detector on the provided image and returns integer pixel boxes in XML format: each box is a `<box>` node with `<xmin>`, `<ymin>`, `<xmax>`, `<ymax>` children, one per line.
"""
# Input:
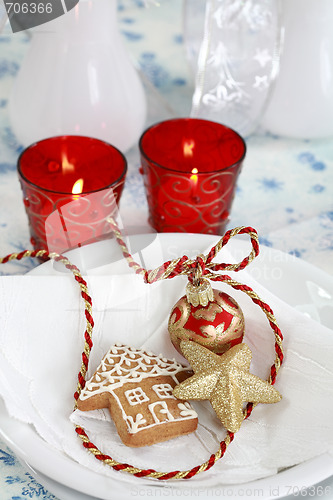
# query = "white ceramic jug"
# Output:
<box><xmin>9</xmin><ymin>0</ymin><xmax>147</xmax><ymax>151</ymax></box>
<box><xmin>261</xmin><ymin>0</ymin><xmax>333</xmax><ymax>139</ymax></box>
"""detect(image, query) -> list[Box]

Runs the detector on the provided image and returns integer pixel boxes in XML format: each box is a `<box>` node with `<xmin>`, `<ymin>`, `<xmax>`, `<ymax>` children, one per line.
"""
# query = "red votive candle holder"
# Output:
<box><xmin>139</xmin><ymin>118</ymin><xmax>246</xmax><ymax>234</ymax></box>
<box><xmin>17</xmin><ymin>135</ymin><xmax>127</xmax><ymax>254</ymax></box>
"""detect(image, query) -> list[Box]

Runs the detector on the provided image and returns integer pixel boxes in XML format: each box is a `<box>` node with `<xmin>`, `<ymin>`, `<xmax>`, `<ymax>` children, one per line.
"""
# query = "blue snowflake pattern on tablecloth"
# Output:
<box><xmin>311</xmin><ymin>161</ymin><xmax>326</xmax><ymax>171</ymax></box>
<box><xmin>0</xmin><ymin>448</ymin><xmax>17</xmax><ymax>466</ymax></box>
<box><xmin>120</xmin><ymin>17</ymin><xmax>136</xmax><ymax>24</ymax></box>
<box><xmin>21</xmin><ymin>473</ymin><xmax>56</xmax><ymax>499</ymax></box>
<box><xmin>172</xmin><ymin>77</ymin><xmax>186</xmax><ymax>86</ymax></box>
<box><xmin>6</xmin><ymin>473</ymin><xmax>56</xmax><ymax>499</ymax></box>
<box><xmin>0</xmin><ymin>127</ymin><xmax>24</xmax><ymax>154</ymax></box>
<box><xmin>264</xmin><ymin>130</ymin><xmax>280</xmax><ymax>140</ymax></box>
<box><xmin>139</xmin><ymin>52</ymin><xmax>169</xmax><ymax>88</ymax></box>
<box><xmin>288</xmin><ymin>248</ymin><xmax>306</xmax><ymax>258</ymax></box>
<box><xmin>319</xmin><ymin>211</ymin><xmax>333</xmax><ymax>229</ymax></box>
<box><xmin>5</xmin><ymin>474</ymin><xmax>24</xmax><ymax>485</ymax></box>
<box><xmin>297</xmin><ymin>152</ymin><xmax>327</xmax><ymax>172</ymax></box>
<box><xmin>1</xmin><ymin>446</ymin><xmax>56</xmax><ymax>499</ymax></box>
<box><xmin>0</xmin><ymin>60</ymin><xmax>19</xmax><ymax>78</ymax></box>
<box><xmin>0</xmin><ymin>98</ymin><xmax>7</xmax><ymax>107</ymax></box>
<box><xmin>311</xmin><ymin>184</ymin><xmax>325</xmax><ymax>193</ymax></box>
<box><xmin>258</xmin><ymin>236</ymin><xmax>273</xmax><ymax>247</ymax></box>
<box><xmin>298</xmin><ymin>151</ymin><xmax>315</xmax><ymax>164</ymax></box>
<box><xmin>125</xmin><ymin>171</ymin><xmax>147</xmax><ymax>208</ymax></box>
<box><xmin>131</xmin><ymin>0</ymin><xmax>146</xmax><ymax>7</ymax></box>
<box><xmin>0</xmin><ymin>162</ymin><xmax>15</xmax><ymax>173</ymax></box>
<box><xmin>318</xmin><ymin>232</ymin><xmax>333</xmax><ymax>251</ymax></box>
<box><xmin>121</xmin><ymin>30</ymin><xmax>144</xmax><ymax>41</ymax></box>
<box><xmin>174</xmin><ymin>34</ymin><xmax>183</xmax><ymax>44</ymax></box>
<box><xmin>118</xmin><ymin>0</ymin><xmax>146</xmax><ymax>9</ymax></box>
<box><xmin>258</xmin><ymin>178</ymin><xmax>284</xmax><ymax>191</ymax></box>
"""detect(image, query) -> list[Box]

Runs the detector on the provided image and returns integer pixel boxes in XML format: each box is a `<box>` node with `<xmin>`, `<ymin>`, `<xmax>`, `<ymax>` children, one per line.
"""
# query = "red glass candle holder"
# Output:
<box><xmin>18</xmin><ymin>135</ymin><xmax>127</xmax><ymax>254</ymax></box>
<box><xmin>139</xmin><ymin>118</ymin><xmax>246</xmax><ymax>234</ymax></box>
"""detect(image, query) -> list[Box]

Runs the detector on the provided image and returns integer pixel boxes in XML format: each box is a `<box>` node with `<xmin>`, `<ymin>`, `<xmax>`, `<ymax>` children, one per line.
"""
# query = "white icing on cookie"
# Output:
<box><xmin>177</xmin><ymin>402</ymin><xmax>198</xmax><ymax>419</ymax></box>
<box><xmin>80</xmin><ymin>344</ymin><xmax>186</xmax><ymax>397</ymax></box>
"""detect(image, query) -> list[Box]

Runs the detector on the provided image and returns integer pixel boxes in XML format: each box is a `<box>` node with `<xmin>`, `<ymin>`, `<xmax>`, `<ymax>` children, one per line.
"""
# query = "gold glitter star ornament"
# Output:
<box><xmin>173</xmin><ymin>341</ymin><xmax>282</xmax><ymax>433</ymax></box>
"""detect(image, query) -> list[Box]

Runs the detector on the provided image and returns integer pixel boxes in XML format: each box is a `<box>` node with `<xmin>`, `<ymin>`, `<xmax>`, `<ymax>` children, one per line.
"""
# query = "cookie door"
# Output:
<box><xmin>148</xmin><ymin>401</ymin><xmax>174</xmax><ymax>423</ymax></box>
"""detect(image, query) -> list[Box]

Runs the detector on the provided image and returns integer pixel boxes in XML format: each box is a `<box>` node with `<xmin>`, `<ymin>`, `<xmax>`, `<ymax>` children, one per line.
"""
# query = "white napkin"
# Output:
<box><xmin>0</xmin><ymin>241</ymin><xmax>333</xmax><ymax>488</ymax></box>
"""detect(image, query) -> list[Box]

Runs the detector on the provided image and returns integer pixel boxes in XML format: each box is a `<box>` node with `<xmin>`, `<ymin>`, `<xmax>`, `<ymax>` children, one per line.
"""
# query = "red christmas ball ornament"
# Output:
<box><xmin>168</xmin><ymin>279</ymin><xmax>245</xmax><ymax>356</ymax></box>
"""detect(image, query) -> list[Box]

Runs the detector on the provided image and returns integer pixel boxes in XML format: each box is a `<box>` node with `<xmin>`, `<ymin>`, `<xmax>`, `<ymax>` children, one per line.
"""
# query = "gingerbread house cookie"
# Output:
<box><xmin>77</xmin><ymin>344</ymin><xmax>198</xmax><ymax>447</ymax></box>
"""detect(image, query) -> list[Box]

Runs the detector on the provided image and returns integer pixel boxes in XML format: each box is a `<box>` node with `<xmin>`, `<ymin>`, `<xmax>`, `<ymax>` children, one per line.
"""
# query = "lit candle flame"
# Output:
<box><xmin>183</xmin><ymin>139</ymin><xmax>195</xmax><ymax>158</ymax></box>
<box><xmin>72</xmin><ymin>178</ymin><xmax>84</xmax><ymax>195</ymax></box>
<box><xmin>190</xmin><ymin>167</ymin><xmax>198</xmax><ymax>185</ymax></box>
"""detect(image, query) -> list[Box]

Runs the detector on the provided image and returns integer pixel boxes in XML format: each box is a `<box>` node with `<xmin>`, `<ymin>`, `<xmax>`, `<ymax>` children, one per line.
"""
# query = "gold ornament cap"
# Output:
<box><xmin>186</xmin><ymin>279</ymin><xmax>214</xmax><ymax>307</ymax></box>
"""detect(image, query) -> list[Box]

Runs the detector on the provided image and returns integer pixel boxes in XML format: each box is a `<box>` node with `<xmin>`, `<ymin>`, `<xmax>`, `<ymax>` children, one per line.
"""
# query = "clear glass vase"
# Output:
<box><xmin>9</xmin><ymin>0</ymin><xmax>147</xmax><ymax>152</ymax></box>
<box><xmin>183</xmin><ymin>0</ymin><xmax>282</xmax><ymax>138</ymax></box>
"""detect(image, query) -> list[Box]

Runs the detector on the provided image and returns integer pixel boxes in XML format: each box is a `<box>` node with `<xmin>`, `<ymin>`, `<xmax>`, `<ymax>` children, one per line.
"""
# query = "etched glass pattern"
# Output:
<box><xmin>185</xmin><ymin>0</ymin><xmax>282</xmax><ymax>136</ymax></box>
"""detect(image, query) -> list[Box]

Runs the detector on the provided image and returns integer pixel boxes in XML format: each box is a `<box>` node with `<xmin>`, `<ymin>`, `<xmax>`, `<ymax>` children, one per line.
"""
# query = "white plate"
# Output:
<box><xmin>1</xmin><ymin>233</ymin><xmax>333</xmax><ymax>500</ymax></box>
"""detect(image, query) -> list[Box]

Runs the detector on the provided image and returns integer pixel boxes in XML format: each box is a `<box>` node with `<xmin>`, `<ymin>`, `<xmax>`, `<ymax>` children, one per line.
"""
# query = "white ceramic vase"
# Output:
<box><xmin>9</xmin><ymin>0</ymin><xmax>147</xmax><ymax>152</ymax></box>
<box><xmin>261</xmin><ymin>0</ymin><xmax>333</xmax><ymax>139</ymax></box>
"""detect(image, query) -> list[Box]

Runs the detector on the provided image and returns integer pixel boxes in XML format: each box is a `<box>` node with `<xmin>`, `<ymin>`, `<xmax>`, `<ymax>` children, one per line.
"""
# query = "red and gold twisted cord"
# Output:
<box><xmin>0</xmin><ymin>222</ymin><xmax>283</xmax><ymax>481</ymax></box>
<box><xmin>107</xmin><ymin>220</ymin><xmax>260</xmax><ymax>283</ymax></box>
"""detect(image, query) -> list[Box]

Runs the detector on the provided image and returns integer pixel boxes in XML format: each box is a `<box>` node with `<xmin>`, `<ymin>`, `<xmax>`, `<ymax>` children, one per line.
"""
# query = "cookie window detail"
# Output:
<box><xmin>125</xmin><ymin>387</ymin><xmax>150</xmax><ymax>406</ymax></box>
<box><xmin>152</xmin><ymin>383</ymin><xmax>174</xmax><ymax>399</ymax></box>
